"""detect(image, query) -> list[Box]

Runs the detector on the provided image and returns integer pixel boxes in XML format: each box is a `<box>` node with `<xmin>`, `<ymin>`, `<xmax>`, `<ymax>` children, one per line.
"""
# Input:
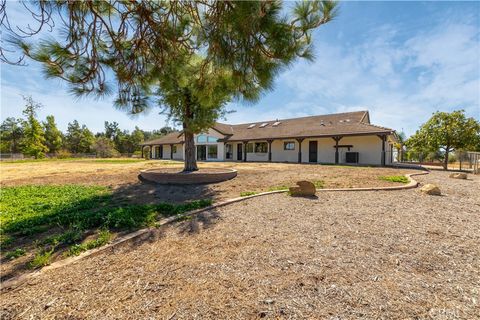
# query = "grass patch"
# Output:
<box><xmin>66</xmin><ymin>230</ymin><xmax>112</xmax><ymax>257</ymax></box>
<box><xmin>240</xmin><ymin>191</ymin><xmax>258</xmax><ymax>197</ymax></box>
<box><xmin>313</xmin><ymin>180</ymin><xmax>325</xmax><ymax>189</ymax></box>
<box><xmin>379</xmin><ymin>175</ymin><xmax>409</xmax><ymax>184</ymax></box>
<box><xmin>5</xmin><ymin>248</ymin><xmax>26</xmax><ymax>260</ymax></box>
<box><xmin>29</xmin><ymin>248</ymin><xmax>54</xmax><ymax>269</ymax></box>
<box><xmin>0</xmin><ymin>185</ymin><xmax>212</xmax><ymax>266</ymax></box>
<box><xmin>267</xmin><ymin>185</ymin><xmax>290</xmax><ymax>191</ymax></box>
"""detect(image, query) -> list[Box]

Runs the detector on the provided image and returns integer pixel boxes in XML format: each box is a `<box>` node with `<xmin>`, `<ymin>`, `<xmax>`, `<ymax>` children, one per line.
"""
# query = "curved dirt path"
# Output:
<box><xmin>1</xmin><ymin>171</ymin><xmax>479</xmax><ymax>319</ymax></box>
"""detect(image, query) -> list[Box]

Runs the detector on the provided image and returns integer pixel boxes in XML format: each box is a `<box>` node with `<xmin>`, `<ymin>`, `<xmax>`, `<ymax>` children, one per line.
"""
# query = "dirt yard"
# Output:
<box><xmin>1</xmin><ymin>170</ymin><xmax>478</xmax><ymax>319</ymax></box>
<box><xmin>0</xmin><ymin>159</ymin><xmax>414</xmax><ymax>203</ymax></box>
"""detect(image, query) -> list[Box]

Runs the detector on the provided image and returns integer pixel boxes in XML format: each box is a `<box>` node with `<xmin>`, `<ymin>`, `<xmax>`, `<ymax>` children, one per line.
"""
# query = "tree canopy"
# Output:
<box><xmin>406</xmin><ymin>110</ymin><xmax>480</xmax><ymax>169</ymax></box>
<box><xmin>20</xmin><ymin>96</ymin><xmax>48</xmax><ymax>159</ymax></box>
<box><xmin>1</xmin><ymin>0</ymin><xmax>338</xmax><ymax>171</ymax></box>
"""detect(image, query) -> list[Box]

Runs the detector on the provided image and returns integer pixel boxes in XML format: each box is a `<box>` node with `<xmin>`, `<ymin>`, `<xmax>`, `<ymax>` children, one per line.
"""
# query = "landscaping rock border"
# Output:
<box><xmin>1</xmin><ymin>170</ymin><xmax>429</xmax><ymax>291</ymax></box>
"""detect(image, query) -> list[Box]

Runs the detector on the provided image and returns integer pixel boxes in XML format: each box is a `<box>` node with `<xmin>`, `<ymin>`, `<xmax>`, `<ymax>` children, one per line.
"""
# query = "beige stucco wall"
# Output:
<box><xmin>271</xmin><ymin>140</ymin><xmax>298</xmax><ymax>162</ymax></box>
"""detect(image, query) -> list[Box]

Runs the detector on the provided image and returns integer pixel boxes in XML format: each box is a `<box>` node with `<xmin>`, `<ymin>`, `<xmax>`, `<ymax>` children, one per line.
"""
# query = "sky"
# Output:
<box><xmin>1</xmin><ymin>1</ymin><xmax>479</xmax><ymax>136</ymax></box>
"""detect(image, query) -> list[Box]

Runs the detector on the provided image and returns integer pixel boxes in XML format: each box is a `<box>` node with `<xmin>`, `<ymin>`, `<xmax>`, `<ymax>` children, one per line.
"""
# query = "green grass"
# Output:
<box><xmin>313</xmin><ymin>180</ymin><xmax>325</xmax><ymax>189</ymax></box>
<box><xmin>0</xmin><ymin>185</ymin><xmax>212</xmax><ymax>265</ymax></box>
<box><xmin>267</xmin><ymin>185</ymin><xmax>290</xmax><ymax>191</ymax></box>
<box><xmin>29</xmin><ymin>248</ymin><xmax>54</xmax><ymax>269</ymax></box>
<box><xmin>5</xmin><ymin>248</ymin><xmax>26</xmax><ymax>260</ymax></box>
<box><xmin>379</xmin><ymin>175</ymin><xmax>409</xmax><ymax>184</ymax></box>
<box><xmin>66</xmin><ymin>230</ymin><xmax>112</xmax><ymax>257</ymax></box>
<box><xmin>240</xmin><ymin>191</ymin><xmax>259</xmax><ymax>197</ymax></box>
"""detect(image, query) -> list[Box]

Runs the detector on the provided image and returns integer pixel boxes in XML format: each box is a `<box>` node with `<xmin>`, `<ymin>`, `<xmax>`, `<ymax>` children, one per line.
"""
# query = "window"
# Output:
<box><xmin>248</xmin><ymin>124</ymin><xmax>256</xmax><ymax>129</ymax></box>
<box><xmin>284</xmin><ymin>142</ymin><xmax>295</xmax><ymax>150</ymax></box>
<box><xmin>246</xmin><ymin>143</ymin><xmax>254</xmax><ymax>153</ymax></box>
<box><xmin>172</xmin><ymin>145</ymin><xmax>177</xmax><ymax>153</ymax></box>
<box><xmin>207</xmin><ymin>136</ymin><xmax>218</xmax><ymax>143</ymax></box>
<box><xmin>197</xmin><ymin>135</ymin><xmax>207</xmax><ymax>143</ymax></box>
<box><xmin>272</xmin><ymin>121</ymin><xmax>281</xmax><ymax>126</ymax></box>
<box><xmin>208</xmin><ymin>145</ymin><xmax>218</xmax><ymax>159</ymax></box>
<box><xmin>225</xmin><ymin>144</ymin><xmax>233</xmax><ymax>159</ymax></box>
<box><xmin>255</xmin><ymin>142</ymin><xmax>268</xmax><ymax>153</ymax></box>
<box><xmin>259</xmin><ymin>122</ymin><xmax>269</xmax><ymax>128</ymax></box>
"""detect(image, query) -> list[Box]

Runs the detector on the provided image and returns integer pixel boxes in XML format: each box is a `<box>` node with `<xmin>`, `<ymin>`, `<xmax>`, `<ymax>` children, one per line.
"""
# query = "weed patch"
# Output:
<box><xmin>240</xmin><ymin>191</ymin><xmax>258</xmax><ymax>197</ymax></box>
<box><xmin>5</xmin><ymin>248</ymin><xmax>26</xmax><ymax>260</ymax></box>
<box><xmin>29</xmin><ymin>248</ymin><xmax>54</xmax><ymax>269</ymax></box>
<box><xmin>67</xmin><ymin>230</ymin><xmax>112</xmax><ymax>257</ymax></box>
<box><xmin>379</xmin><ymin>175</ymin><xmax>409</xmax><ymax>184</ymax></box>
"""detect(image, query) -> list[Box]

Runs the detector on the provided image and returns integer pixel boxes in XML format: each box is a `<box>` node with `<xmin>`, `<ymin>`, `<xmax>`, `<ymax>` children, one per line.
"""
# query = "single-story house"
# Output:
<box><xmin>140</xmin><ymin>110</ymin><xmax>398</xmax><ymax>166</ymax></box>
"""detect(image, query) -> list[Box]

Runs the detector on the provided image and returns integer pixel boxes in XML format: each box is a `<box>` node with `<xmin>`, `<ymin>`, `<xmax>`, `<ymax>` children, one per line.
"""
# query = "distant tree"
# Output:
<box><xmin>93</xmin><ymin>137</ymin><xmax>119</xmax><ymax>158</ymax></box>
<box><xmin>130</xmin><ymin>126</ymin><xmax>145</xmax><ymax>152</ymax></box>
<box><xmin>104</xmin><ymin>121</ymin><xmax>121</xmax><ymax>141</ymax></box>
<box><xmin>20</xmin><ymin>96</ymin><xmax>48</xmax><ymax>158</ymax></box>
<box><xmin>5</xmin><ymin>1</ymin><xmax>338</xmax><ymax>172</ymax></box>
<box><xmin>0</xmin><ymin>117</ymin><xmax>24</xmax><ymax>153</ymax></box>
<box><xmin>66</xmin><ymin>120</ymin><xmax>95</xmax><ymax>153</ymax></box>
<box><xmin>406</xmin><ymin>110</ymin><xmax>480</xmax><ymax>169</ymax></box>
<box><xmin>43</xmin><ymin>115</ymin><xmax>63</xmax><ymax>153</ymax></box>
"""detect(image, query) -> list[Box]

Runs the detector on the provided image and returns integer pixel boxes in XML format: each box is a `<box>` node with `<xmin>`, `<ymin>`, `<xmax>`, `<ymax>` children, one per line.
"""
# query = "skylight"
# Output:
<box><xmin>272</xmin><ymin>121</ymin><xmax>281</xmax><ymax>126</ymax></box>
<box><xmin>259</xmin><ymin>122</ymin><xmax>269</xmax><ymax>128</ymax></box>
<box><xmin>248</xmin><ymin>124</ymin><xmax>256</xmax><ymax>129</ymax></box>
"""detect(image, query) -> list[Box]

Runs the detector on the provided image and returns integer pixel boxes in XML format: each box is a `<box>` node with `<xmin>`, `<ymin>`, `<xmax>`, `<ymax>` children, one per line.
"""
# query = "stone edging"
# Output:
<box><xmin>1</xmin><ymin>171</ymin><xmax>428</xmax><ymax>291</ymax></box>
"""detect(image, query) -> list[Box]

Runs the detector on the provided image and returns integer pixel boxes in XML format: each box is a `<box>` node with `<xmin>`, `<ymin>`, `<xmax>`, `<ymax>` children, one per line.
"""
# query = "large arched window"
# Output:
<box><xmin>197</xmin><ymin>135</ymin><xmax>218</xmax><ymax>143</ymax></box>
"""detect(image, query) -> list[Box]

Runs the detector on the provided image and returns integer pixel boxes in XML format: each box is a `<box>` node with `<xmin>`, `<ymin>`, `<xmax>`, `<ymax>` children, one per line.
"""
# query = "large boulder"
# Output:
<box><xmin>420</xmin><ymin>184</ymin><xmax>441</xmax><ymax>196</ymax></box>
<box><xmin>449</xmin><ymin>173</ymin><xmax>467</xmax><ymax>179</ymax></box>
<box><xmin>289</xmin><ymin>180</ymin><xmax>316</xmax><ymax>197</ymax></box>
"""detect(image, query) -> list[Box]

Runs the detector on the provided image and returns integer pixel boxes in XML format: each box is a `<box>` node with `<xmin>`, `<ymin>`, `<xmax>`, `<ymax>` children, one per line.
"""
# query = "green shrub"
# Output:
<box><xmin>313</xmin><ymin>180</ymin><xmax>324</xmax><ymax>189</ymax></box>
<box><xmin>56</xmin><ymin>149</ymin><xmax>72</xmax><ymax>159</ymax></box>
<box><xmin>379</xmin><ymin>175</ymin><xmax>409</xmax><ymax>184</ymax></box>
<box><xmin>29</xmin><ymin>248</ymin><xmax>54</xmax><ymax>269</ymax></box>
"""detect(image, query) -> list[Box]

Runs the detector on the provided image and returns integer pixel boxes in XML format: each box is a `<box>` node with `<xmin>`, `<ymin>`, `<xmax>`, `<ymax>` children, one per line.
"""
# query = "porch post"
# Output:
<box><xmin>170</xmin><ymin>144</ymin><xmax>174</xmax><ymax>159</ymax></box>
<box><xmin>267</xmin><ymin>140</ymin><xmax>273</xmax><ymax>162</ymax></box>
<box><xmin>243</xmin><ymin>141</ymin><xmax>248</xmax><ymax>162</ymax></box>
<box><xmin>149</xmin><ymin>145</ymin><xmax>153</xmax><ymax>159</ymax></box>
<box><xmin>377</xmin><ymin>135</ymin><xmax>386</xmax><ymax>166</ymax></box>
<box><xmin>333</xmin><ymin>137</ymin><xmax>342</xmax><ymax>164</ymax></box>
<box><xmin>141</xmin><ymin>146</ymin><xmax>144</xmax><ymax>159</ymax></box>
<box><xmin>296</xmin><ymin>138</ymin><xmax>304</xmax><ymax>163</ymax></box>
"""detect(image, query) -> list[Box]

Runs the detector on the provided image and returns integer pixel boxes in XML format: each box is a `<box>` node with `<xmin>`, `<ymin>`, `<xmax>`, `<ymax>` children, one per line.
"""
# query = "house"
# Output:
<box><xmin>140</xmin><ymin>110</ymin><xmax>398</xmax><ymax>166</ymax></box>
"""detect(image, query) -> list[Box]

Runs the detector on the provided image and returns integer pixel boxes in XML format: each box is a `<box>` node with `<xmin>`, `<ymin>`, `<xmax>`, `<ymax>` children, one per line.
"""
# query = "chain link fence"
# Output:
<box><xmin>398</xmin><ymin>150</ymin><xmax>479</xmax><ymax>173</ymax></box>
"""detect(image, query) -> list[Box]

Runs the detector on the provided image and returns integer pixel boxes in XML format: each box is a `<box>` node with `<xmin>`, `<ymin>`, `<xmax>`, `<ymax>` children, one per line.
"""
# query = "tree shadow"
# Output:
<box><xmin>1</xmin><ymin>181</ymin><xmax>219</xmax><ymax>282</ymax></box>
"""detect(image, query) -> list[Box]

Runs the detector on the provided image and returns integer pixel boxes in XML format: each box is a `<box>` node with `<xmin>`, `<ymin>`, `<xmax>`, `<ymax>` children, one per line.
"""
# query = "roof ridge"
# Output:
<box><xmin>227</xmin><ymin>110</ymin><xmax>369</xmax><ymax>127</ymax></box>
<box><xmin>359</xmin><ymin>121</ymin><xmax>393</xmax><ymax>132</ymax></box>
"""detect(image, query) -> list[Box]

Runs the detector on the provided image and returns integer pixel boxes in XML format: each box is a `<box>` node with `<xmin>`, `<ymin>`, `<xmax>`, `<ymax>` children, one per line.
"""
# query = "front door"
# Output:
<box><xmin>196</xmin><ymin>145</ymin><xmax>207</xmax><ymax>161</ymax></box>
<box><xmin>237</xmin><ymin>143</ymin><xmax>243</xmax><ymax>161</ymax></box>
<box><xmin>309</xmin><ymin>141</ymin><xmax>318</xmax><ymax>163</ymax></box>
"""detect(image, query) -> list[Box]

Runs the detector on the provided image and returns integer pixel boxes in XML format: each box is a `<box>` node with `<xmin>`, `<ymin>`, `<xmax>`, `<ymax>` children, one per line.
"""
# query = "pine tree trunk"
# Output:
<box><xmin>182</xmin><ymin>101</ymin><xmax>198</xmax><ymax>172</ymax></box>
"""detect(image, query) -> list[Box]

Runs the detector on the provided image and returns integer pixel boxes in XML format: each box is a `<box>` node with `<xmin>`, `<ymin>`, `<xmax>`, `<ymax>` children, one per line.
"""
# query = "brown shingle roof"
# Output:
<box><xmin>141</xmin><ymin>111</ymin><xmax>394</xmax><ymax>145</ymax></box>
<box><xmin>140</xmin><ymin>131</ymin><xmax>183</xmax><ymax>145</ymax></box>
<box><xmin>221</xmin><ymin>111</ymin><xmax>393</xmax><ymax>142</ymax></box>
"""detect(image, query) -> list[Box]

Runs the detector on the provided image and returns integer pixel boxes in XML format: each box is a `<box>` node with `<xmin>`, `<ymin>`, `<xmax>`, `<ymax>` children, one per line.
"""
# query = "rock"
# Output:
<box><xmin>289</xmin><ymin>180</ymin><xmax>316</xmax><ymax>197</ymax></box>
<box><xmin>420</xmin><ymin>184</ymin><xmax>441</xmax><ymax>196</ymax></box>
<box><xmin>449</xmin><ymin>173</ymin><xmax>467</xmax><ymax>179</ymax></box>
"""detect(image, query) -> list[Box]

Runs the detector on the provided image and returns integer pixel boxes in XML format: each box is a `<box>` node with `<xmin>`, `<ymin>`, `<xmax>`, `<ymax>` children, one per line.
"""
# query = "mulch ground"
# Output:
<box><xmin>1</xmin><ymin>170</ymin><xmax>478</xmax><ymax>319</ymax></box>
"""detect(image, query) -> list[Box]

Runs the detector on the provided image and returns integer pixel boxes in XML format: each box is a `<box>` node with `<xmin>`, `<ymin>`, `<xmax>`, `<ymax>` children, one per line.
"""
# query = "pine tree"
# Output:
<box><xmin>43</xmin><ymin>115</ymin><xmax>63</xmax><ymax>154</ymax></box>
<box><xmin>20</xmin><ymin>96</ymin><xmax>48</xmax><ymax>159</ymax></box>
<box><xmin>7</xmin><ymin>1</ymin><xmax>338</xmax><ymax>171</ymax></box>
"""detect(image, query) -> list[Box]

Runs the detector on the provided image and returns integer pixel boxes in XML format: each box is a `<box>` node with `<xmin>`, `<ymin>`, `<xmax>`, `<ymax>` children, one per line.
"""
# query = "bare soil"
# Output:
<box><xmin>1</xmin><ymin>170</ymin><xmax>478</xmax><ymax>319</ymax></box>
<box><xmin>1</xmin><ymin>159</ymin><xmax>414</xmax><ymax>203</ymax></box>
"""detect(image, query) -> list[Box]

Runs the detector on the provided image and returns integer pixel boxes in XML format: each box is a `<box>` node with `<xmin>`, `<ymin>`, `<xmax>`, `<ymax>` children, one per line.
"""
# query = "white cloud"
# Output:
<box><xmin>274</xmin><ymin>20</ymin><xmax>480</xmax><ymax>136</ymax></box>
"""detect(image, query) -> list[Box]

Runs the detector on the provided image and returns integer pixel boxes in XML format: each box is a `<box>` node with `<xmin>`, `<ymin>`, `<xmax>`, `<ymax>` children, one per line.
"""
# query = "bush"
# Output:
<box><xmin>56</xmin><ymin>149</ymin><xmax>72</xmax><ymax>159</ymax></box>
<box><xmin>94</xmin><ymin>137</ymin><xmax>120</xmax><ymax>158</ymax></box>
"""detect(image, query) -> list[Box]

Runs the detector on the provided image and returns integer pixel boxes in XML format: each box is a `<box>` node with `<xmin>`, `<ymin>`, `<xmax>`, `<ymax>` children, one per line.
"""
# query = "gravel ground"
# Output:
<box><xmin>1</xmin><ymin>170</ymin><xmax>479</xmax><ymax>319</ymax></box>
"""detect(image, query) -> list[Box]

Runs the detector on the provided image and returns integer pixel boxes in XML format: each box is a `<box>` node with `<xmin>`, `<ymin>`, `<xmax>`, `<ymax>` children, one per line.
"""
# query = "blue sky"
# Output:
<box><xmin>1</xmin><ymin>1</ymin><xmax>479</xmax><ymax>136</ymax></box>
